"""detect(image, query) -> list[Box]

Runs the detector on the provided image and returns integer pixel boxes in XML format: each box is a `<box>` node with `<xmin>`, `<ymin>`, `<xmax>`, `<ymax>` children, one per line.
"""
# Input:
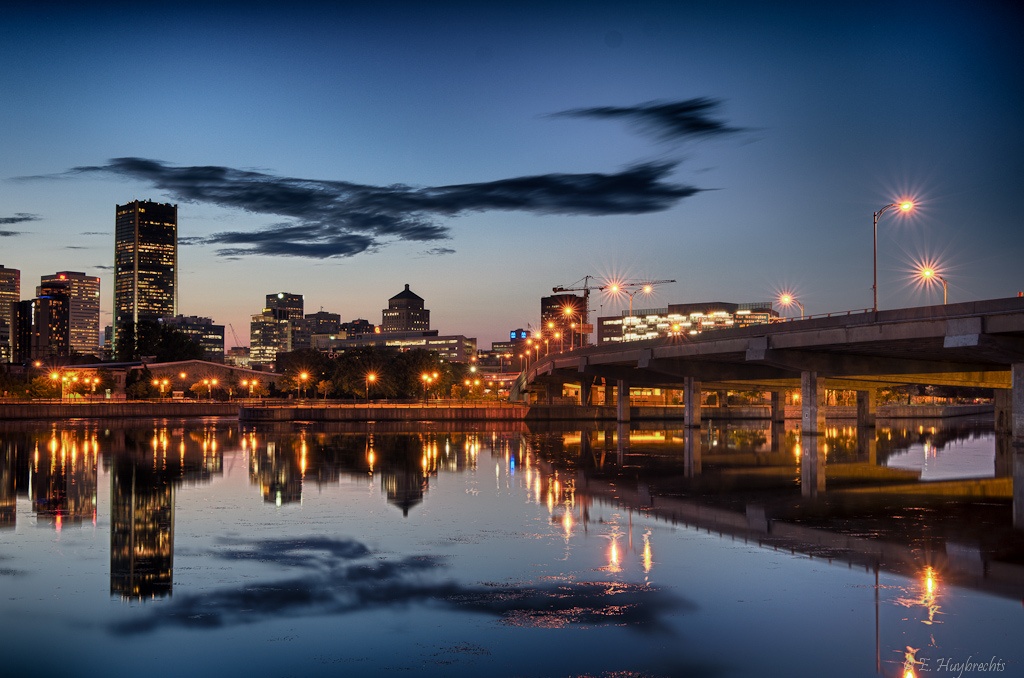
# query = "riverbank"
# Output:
<box><xmin>0</xmin><ymin>400</ymin><xmax>993</xmax><ymax>421</ymax></box>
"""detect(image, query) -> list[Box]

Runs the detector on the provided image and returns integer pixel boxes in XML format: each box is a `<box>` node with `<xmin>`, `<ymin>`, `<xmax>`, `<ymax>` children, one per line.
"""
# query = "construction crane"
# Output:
<box><xmin>600</xmin><ymin>279</ymin><xmax>676</xmax><ymax>315</ymax></box>
<box><xmin>228</xmin><ymin>323</ymin><xmax>244</xmax><ymax>349</ymax></box>
<box><xmin>551</xmin><ymin>276</ymin><xmax>604</xmax><ymax>347</ymax></box>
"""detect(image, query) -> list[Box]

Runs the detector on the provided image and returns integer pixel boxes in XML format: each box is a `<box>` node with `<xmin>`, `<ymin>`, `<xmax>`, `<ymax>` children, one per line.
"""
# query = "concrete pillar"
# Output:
<box><xmin>800</xmin><ymin>434</ymin><xmax>826</xmax><ymax>498</ymax></box>
<box><xmin>545</xmin><ymin>383</ymin><xmax>557</xmax><ymax>405</ymax></box>
<box><xmin>1012</xmin><ymin>363</ymin><xmax>1024</xmax><ymax>440</ymax></box>
<box><xmin>603</xmin><ymin>378</ymin><xmax>614</xmax><ymax>406</ymax></box>
<box><xmin>1015</xmin><ymin>449</ymin><xmax>1024</xmax><ymax>530</ymax></box>
<box><xmin>856</xmin><ymin>389</ymin><xmax>877</xmax><ymax>428</ymax></box>
<box><xmin>800</xmin><ymin>371</ymin><xmax>826</xmax><ymax>436</ymax></box>
<box><xmin>994</xmin><ymin>388</ymin><xmax>1012</xmax><ymax>435</ymax></box>
<box><xmin>717</xmin><ymin>390</ymin><xmax>728</xmax><ymax>408</ymax></box>
<box><xmin>580</xmin><ymin>379</ymin><xmax>592</xmax><ymax>407</ymax></box>
<box><xmin>770</xmin><ymin>391</ymin><xmax>785</xmax><ymax>423</ymax></box>
<box><xmin>771</xmin><ymin>420</ymin><xmax>785</xmax><ymax>455</ymax></box>
<box><xmin>684</xmin><ymin>377</ymin><xmax>702</xmax><ymax>429</ymax></box>
<box><xmin>616</xmin><ymin>379</ymin><xmax>630</xmax><ymax>423</ymax></box>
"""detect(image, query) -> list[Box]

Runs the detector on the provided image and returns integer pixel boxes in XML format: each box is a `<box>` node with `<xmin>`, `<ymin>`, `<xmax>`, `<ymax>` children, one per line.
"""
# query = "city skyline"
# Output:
<box><xmin>2</xmin><ymin>2</ymin><xmax>1023</xmax><ymax>348</ymax></box>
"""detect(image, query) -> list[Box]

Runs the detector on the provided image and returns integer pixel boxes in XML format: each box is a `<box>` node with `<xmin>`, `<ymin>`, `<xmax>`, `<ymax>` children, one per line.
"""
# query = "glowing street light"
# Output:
<box><xmin>872</xmin><ymin>199</ymin><xmax>915</xmax><ymax>311</ymax></box>
<box><xmin>778</xmin><ymin>292</ymin><xmax>804</xmax><ymax>319</ymax></box>
<box><xmin>365</xmin><ymin>372</ymin><xmax>377</xmax><ymax>401</ymax></box>
<box><xmin>297</xmin><ymin>371</ymin><xmax>309</xmax><ymax>400</ymax></box>
<box><xmin>918</xmin><ymin>265</ymin><xmax>948</xmax><ymax>304</ymax></box>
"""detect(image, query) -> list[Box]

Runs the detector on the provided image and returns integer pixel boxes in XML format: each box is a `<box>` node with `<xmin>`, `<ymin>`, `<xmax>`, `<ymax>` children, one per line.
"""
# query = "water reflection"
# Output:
<box><xmin>0</xmin><ymin>417</ymin><xmax>1020</xmax><ymax>676</ymax></box>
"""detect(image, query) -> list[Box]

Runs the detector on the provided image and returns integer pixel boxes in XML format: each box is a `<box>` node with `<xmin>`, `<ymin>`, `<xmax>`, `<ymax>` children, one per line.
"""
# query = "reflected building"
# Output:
<box><xmin>29</xmin><ymin>431</ymin><xmax>98</xmax><ymax>527</ymax></box>
<box><xmin>249</xmin><ymin>440</ymin><xmax>303</xmax><ymax>505</ymax></box>
<box><xmin>0</xmin><ymin>440</ymin><xmax>15</xmax><ymax>529</ymax></box>
<box><xmin>110</xmin><ymin>457</ymin><xmax>174</xmax><ymax>599</ymax></box>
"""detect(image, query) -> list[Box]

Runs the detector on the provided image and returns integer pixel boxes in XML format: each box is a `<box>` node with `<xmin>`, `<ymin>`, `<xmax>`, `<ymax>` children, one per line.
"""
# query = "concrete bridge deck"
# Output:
<box><xmin>519</xmin><ymin>296</ymin><xmax>1024</xmax><ymax>435</ymax></box>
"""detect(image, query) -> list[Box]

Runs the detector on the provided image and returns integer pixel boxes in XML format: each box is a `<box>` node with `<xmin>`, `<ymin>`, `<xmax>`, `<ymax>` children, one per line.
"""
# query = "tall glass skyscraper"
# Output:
<box><xmin>114</xmin><ymin>200</ymin><xmax>177</xmax><ymax>353</ymax></box>
<box><xmin>0</xmin><ymin>264</ymin><xmax>19</xmax><ymax>363</ymax></box>
<box><xmin>39</xmin><ymin>271</ymin><xmax>101</xmax><ymax>356</ymax></box>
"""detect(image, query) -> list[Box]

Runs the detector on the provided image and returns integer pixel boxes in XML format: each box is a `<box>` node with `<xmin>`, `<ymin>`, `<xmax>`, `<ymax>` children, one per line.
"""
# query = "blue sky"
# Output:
<box><xmin>2</xmin><ymin>1</ymin><xmax>1022</xmax><ymax>348</ymax></box>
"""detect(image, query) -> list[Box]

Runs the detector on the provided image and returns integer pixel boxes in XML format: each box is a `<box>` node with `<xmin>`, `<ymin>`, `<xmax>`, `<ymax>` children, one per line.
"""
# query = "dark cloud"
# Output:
<box><xmin>423</xmin><ymin>247</ymin><xmax>456</xmax><ymax>256</ymax></box>
<box><xmin>0</xmin><ymin>230</ymin><xmax>22</xmax><ymax>237</ymax></box>
<box><xmin>552</xmin><ymin>98</ymin><xmax>743</xmax><ymax>141</ymax></box>
<box><xmin>54</xmin><ymin>156</ymin><xmax>700</xmax><ymax>259</ymax></box>
<box><xmin>94</xmin><ymin>265</ymin><xmax>114</xmax><ymax>271</ymax></box>
<box><xmin>81</xmin><ymin>231</ymin><xmax>107</xmax><ymax>236</ymax></box>
<box><xmin>0</xmin><ymin>212</ymin><xmax>40</xmax><ymax>225</ymax></box>
<box><xmin>177</xmin><ymin>236</ymin><xmax>206</xmax><ymax>246</ymax></box>
<box><xmin>108</xmin><ymin>536</ymin><xmax>689</xmax><ymax>636</ymax></box>
<box><xmin>63</xmin><ymin>245</ymin><xmax>88</xmax><ymax>250</ymax></box>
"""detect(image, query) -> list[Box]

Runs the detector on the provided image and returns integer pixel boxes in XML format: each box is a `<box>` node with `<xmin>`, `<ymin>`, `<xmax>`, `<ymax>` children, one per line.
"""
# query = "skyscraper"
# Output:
<box><xmin>39</xmin><ymin>271</ymin><xmax>100</xmax><ymax>356</ymax></box>
<box><xmin>0</xmin><ymin>265</ymin><xmax>19</xmax><ymax>363</ymax></box>
<box><xmin>114</xmin><ymin>200</ymin><xmax>177</xmax><ymax>353</ymax></box>
<box><xmin>249</xmin><ymin>292</ymin><xmax>304</xmax><ymax>368</ymax></box>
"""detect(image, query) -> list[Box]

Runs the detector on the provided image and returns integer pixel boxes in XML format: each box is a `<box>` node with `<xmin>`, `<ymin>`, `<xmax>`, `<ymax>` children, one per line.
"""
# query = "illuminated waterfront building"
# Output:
<box><xmin>39</xmin><ymin>271</ymin><xmax>101</xmax><ymax>356</ymax></box>
<box><xmin>12</xmin><ymin>288</ymin><xmax>70</xmax><ymax>362</ymax></box>
<box><xmin>0</xmin><ymin>264</ymin><xmax>19</xmax><ymax>363</ymax></box>
<box><xmin>381</xmin><ymin>284</ymin><xmax>429</xmax><ymax>333</ymax></box>
<box><xmin>249</xmin><ymin>292</ymin><xmax>304</xmax><ymax>368</ymax></box>
<box><xmin>597</xmin><ymin>301</ymin><xmax>779</xmax><ymax>343</ymax></box>
<box><xmin>113</xmin><ymin>200</ymin><xmax>178</xmax><ymax>354</ymax></box>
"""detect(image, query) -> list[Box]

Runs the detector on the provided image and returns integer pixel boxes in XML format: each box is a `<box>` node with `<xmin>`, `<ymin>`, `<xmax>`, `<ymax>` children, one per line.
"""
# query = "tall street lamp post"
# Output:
<box><xmin>778</xmin><ymin>293</ymin><xmax>804</xmax><ymax>319</ymax></box>
<box><xmin>366</xmin><ymin>372</ymin><xmax>376</xmax><ymax>401</ymax></box>
<box><xmin>919</xmin><ymin>266</ymin><xmax>948</xmax><ymax>304</ymax></box>
<box><xmin>872</xmin><ymin>200</ymin><xmax>914</xmax><ymax>311</ymax></box>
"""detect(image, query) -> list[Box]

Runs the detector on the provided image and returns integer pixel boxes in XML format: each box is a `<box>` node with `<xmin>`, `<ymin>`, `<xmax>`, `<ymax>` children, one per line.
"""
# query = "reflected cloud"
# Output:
<box><xmin>108</xmin><ymin>536</ymin><xmax>690</xmax><ymax>635</ymax></box>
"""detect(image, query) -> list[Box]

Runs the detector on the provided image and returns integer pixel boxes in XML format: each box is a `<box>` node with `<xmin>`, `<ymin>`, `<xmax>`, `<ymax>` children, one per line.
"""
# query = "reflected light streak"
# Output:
<box><xmin>642</xmin><ymin>531</ymin><xmax>653</xmax><ymax>574</ymax></box>
<box><xmin>608</xmin><ymin>535</ymin><xmax>622</xmax><ymax>573</ymax></box>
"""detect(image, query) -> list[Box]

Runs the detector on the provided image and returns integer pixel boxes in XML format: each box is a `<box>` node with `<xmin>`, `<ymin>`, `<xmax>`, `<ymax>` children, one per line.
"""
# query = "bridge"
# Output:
<box><xmin>516</xmin><ymin>296</ymin><xmax>1024</xmax><ymax>439</ymax></box>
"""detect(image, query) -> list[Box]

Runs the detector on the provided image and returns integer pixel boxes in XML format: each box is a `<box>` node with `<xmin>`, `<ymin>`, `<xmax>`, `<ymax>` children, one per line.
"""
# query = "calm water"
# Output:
<box><xmin>1</xmin><ymin>416</ymin><xmax>1021</xmax><ymax>677</ymax></box>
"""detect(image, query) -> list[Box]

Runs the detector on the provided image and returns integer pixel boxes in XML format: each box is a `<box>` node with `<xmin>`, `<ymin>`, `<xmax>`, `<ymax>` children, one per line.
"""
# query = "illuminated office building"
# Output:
<box><xmin>114</xmin><ymin>200</ymin><xmax>177</xmax><ymax>354</ymax></box>
<box><xmin>39</xmin><ymin>271</ymin><xmax>100</xmax><ymax>356</ymax></box>
<box><xmin>0</xmin><ymin>265</ymin><xmax>19</xmax><ymax>363</ymax></box>
<box><xmin>541</xmin><ymin>293</ymin><xmax>588</xmax><ymax>348</ymax></box>
<box><xmin>597</xmin><ymin>301</ymin><xmax>778</xmax><ymax>343</ymax></box>
<box><xmin>381</xmin><ymin>284</ymin><xmax>429</xmax><ymax>333</ymax></box>
<box><xmin>163</xmin><ymin>315</ymin><xmax>225</xmax><ymax>362</ymax></box>
<box><xmin>12</xmin><ymin>288</ymin><xmax>70</xmax><ymax>362</ymax></box>
<box><xmin>249</xmin><ymin>292</ymin><xmax>305</xmax><ymax>368</ymax></box>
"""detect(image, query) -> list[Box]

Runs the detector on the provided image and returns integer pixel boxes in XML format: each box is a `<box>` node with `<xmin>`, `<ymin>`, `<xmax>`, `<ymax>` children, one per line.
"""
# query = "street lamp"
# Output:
<box><xmin>873</xmin><ymin>200</ymin><xmax>915</xmax><ymax>311</ymax></box>
<box><xmin>778</xmin><ymin>292</ymin><xmax>804</xmax><ymax>319</ymax></box>
<box><xmin>365</xmin><ymin>372</ymin><xmax>377</xmax><ymax>401</ymax></box>
<box><xmin>918</xmin><ymin>266</ymin><xmax>948</xmax><ymax>304</ymax></box>
<box><xmin>297</xmin><ymin>371</ymin><xmax>309</xmax><ymax>400</ymax></box>
<box><xmin>50</xmin><ymin>371</ymin><xmax>63</xmax><ymax>399</ymax></box>
<box><xmin>421</xmin><ymin>372</ymin><xmax>433</xmax><ymax>402</ymax></box>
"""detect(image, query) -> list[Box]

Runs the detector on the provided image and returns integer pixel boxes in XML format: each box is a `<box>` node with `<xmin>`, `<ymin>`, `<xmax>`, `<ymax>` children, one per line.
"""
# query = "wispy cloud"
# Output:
<box><xmin>0</xmin><ymin>230</ymin><xmax>22</xmax><ymax>237</ymax></box>
<box><xmin>44</xmin><ymin>156</ymin><xmax>700</xmax><ymax>259</ymax></box>
<box><xmin>552</xmin><ymin>98</ymin><xmax>743</xmax><ymax>141</ymax></box>
<box><xmin>94</xmin><ymin>264</ymin><xmax>114</xmax><ymax>271</ymax></box>
<box><xmin>422</xmin><ymin>247</ymin><xmax>456</xmax><ymax>256</ymax></box>
<box><xmin>0</xmin><ymin>212</ymin><xmax>40</xmax><ymax>225</ymax></box>
<box><xmin>81</xmin><ymin>231</ymin><xmax>107</xmax><ymax>236</ymax></box>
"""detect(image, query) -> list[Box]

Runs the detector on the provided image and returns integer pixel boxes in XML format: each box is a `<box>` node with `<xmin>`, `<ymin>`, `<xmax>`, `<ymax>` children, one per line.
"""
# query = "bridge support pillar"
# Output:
<box><xmin>580</xmin><ymin>379</ymin><xmax>592</xmax><ymax>407</ymax></box>
<box><xmin>603</xmin><ymin>378</ymin><xmax>614</xmax><ymax>407</ymax></box>
<box><xmin>994</xmin><ymin>388</ymin><xmax>1012</xmax><ymax>434</ymax></box>
<box><xmin>856</xmin><ymin>390</ymin><xmax>876</xmax><ymax>428</ymax></box>
<box><xmin>800</xmin><ymin>371</ymin><xmax>826</xmax><ymax>436</ymax></box>
<box><xmin>544</xmin><ymin>383</ymin><xmax>558</xmax><ymax>405</ymax></box>
<box><xmin>616</xmin><ymin>380</ymin><xmax>630</xmax><ymax>423</ymax></box>
<box><xmin>770</xmin><ymin>391</ymin><xmax>785</xmax><ymax>423</ymax></box>
<box><xmin>1013</xmin><ymin>363</ymin><xmax>1024</xmax><ymax>441</ymax></box>
<box><xmin>1015</xmin><ymin>447</ymin><xmax>1024</xmax><ymax>529</ymax></box>
<box><xmin>684</xmin><ymin>377</ymin><xmax>702</xmax><ymax>428</ymax></box>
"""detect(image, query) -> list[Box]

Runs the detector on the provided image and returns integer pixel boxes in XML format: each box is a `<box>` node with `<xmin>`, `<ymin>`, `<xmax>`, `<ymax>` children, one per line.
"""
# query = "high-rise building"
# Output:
<box><xmin>381</xmin><ymin>284</ymin><xmax>429</xmax><ymax>333</ymax></box>
<box><xmin>0</xmin><ymin>265</ymin><xmax>19</xmax><ymax>363</ymax></box>
<box><xmin>12</xmin><ymin>292</ymin><xmax>70</xmax><ymax>363</ymax></box>
<box><xmin>249</xmin><ymin>292</ymin><xmax>304</xmax><ymax>368</ymax></box>
<box><xmin>39</xmin><ymin>271</ymin><xmax>100</xmax><ymax>357</ymax></box>
<box><xmin>162</xmin><ymin>315</ymin><xmax>225</xmax><ymax>362</ymax></box>
<box><xmin>114</xmin><ymin>200</ymin><xmax>177</xmax><ymax>354</ymax></box>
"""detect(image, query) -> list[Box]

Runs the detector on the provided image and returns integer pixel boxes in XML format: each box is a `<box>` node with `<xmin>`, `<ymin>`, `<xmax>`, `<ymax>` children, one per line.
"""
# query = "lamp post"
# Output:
<box><xmin>297</xmin><ymin>372</ymin><xmax>308</xmax><ymax>400</ymax></box>
<box><xmin>872</xmin><ymin>200</ymin><xmax>914</xmax><ymax>311</ymax></box>
<box><xmin>778</xmin><ymin>293</ymin><xmax>804</xmax><ymax>319</ymax></box>
<box><xmin>366</xmin><ymin>372</ymin><xmax>376</xmax><ymax>401</ymax></box>
<box><xmin>918</xmin><ymin>266</ymin><xmax>948</xmax><ymax>304</ymax></box>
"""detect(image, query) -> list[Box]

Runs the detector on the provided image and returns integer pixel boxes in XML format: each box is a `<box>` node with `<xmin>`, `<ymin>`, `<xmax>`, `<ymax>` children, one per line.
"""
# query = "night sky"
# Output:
<box><xmin>3</xmin><ymin>1</ymin><xmax>1022</xmax><ymax>348</ymax></box>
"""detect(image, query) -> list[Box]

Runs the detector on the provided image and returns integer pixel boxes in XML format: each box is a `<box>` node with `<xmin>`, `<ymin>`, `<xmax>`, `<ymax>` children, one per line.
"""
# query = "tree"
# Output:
<box><xmin>115</xmin><ymin>320</ymin><xmax>204</xmax><ymax>362</ymax></box>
